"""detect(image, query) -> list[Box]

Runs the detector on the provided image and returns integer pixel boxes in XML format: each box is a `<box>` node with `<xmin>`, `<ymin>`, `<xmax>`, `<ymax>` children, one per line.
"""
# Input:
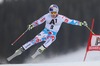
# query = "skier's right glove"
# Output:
<box><xmin>28</xmin><ymin>24</ymin><xmax>34</xmax><ymax>30</ymax></box>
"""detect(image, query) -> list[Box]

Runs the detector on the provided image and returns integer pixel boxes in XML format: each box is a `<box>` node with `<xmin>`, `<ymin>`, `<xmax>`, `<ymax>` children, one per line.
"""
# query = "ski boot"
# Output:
<box><xmin>31</xmin><ymin>45</ymin><xmax>46</xmax><ymax>59</ymax></box>
<box><xmin>7</xmin><ymin>47</ymin><xmax>25</xmax><ymax>61</ymax></box>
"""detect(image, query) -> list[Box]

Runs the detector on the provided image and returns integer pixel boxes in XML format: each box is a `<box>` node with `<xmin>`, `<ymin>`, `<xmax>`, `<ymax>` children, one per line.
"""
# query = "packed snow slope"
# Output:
<box><xmin>1</xmin><ymin>47</ymin><xmax>100</xmax><ymax>66</ymax></box>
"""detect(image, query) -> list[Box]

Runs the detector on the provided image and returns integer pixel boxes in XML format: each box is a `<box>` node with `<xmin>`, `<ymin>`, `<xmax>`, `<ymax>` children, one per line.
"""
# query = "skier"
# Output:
<box><xmin>7</xmin><ymin>4</ymin><xmax>88</xmax><ymax>61</ymax></box>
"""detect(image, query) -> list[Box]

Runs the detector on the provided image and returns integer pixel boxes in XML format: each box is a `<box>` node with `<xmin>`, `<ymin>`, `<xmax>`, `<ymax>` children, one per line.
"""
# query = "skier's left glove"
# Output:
<box><xmin>28</xmin><ymin>24</ymin><xmax>34</xmax><ymax>30</ymax></box>
<box><xmin>80</xmin><ymin>21</ymin><xmax>88</xmax><ymax>27</ymax></box>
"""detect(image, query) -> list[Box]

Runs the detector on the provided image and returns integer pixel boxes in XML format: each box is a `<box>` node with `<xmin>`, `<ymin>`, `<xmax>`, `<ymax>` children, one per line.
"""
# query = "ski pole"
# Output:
<box><xmin>11</xmin><ymin>29</ymin><xmax>29</xmax><ymax>45</ymax></box>
<box><xmin>86</xmin><ymin>25</ymin><xmax>95</xmax><ymax>34</ymax></box>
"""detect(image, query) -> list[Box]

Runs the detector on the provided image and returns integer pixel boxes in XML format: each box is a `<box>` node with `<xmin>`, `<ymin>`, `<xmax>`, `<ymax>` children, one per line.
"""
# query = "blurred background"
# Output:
<box><xmin>0</xmin><ymin>0</ymin><xmax>100</xmax><ymax>64</ymax></box>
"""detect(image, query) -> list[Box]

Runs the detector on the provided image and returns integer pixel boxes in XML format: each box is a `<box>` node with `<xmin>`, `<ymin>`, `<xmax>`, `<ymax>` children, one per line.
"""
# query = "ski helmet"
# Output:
<box><xmin>49</xmin><ymin>4</ymin><xmax>59</xmax><ymax>14</ymax></box>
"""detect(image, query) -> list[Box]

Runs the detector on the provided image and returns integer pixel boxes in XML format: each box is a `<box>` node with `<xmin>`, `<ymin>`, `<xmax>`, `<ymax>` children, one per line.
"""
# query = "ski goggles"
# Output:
<box><xmin>51</xmin><ymin>12</ymin><xmax>57</xmax><ymax>15</ymax></box>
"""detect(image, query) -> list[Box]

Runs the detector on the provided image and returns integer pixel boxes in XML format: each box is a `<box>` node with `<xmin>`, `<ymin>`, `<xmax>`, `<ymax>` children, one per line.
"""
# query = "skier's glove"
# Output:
<box><xmin>80</xmin><ymin>21</ymin><xmax>88</xmax><ymax>27</ymax></box>
<box><xmin>28</xmin><ymin>24</ymin><xmax>34</xmax><ymax>30</ymax></box>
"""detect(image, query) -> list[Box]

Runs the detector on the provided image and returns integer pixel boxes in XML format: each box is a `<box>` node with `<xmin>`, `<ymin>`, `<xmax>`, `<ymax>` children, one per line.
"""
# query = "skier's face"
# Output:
<box><xmin>50</xmin><ymin>12</ymin><xmax>57</xmax><ymax>18</ymax></box>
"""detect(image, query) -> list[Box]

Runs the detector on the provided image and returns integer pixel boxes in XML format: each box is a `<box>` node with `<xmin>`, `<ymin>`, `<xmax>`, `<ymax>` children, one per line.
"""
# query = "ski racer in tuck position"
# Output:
<box><xmin>7</xmin><ymin>4</ymin><xmax>88</xmax><ymax>61</ymax></box>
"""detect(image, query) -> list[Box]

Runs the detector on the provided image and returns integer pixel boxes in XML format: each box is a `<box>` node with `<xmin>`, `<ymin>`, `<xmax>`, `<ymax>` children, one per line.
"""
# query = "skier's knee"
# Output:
<box><xmin>22</xmin><ymin>42</ymin><xmax>33</xmax><ymax>50</ymax></box>
<box><xmin>37</xmin><ymin>45</ymin><xmax>46</xmax><ymax>53</ymax></box>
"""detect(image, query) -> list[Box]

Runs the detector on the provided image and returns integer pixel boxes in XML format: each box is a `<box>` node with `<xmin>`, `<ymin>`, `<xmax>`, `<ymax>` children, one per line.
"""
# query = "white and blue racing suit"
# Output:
<box><xmin>22</xmin><ymin>13</ymin><xmax>82</xmax><ymax>50</ymax></box>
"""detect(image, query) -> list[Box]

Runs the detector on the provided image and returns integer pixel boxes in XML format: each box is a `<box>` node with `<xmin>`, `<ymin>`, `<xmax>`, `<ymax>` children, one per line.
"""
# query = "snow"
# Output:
<box><xmin>1</xmin><ymin>47</ymin><xmax>100</xmax><ymax>66</ymax></box>
<box><xmin>0</xmin><ymin>61</ymin><xmax>100</xmax><ymax>66</ymax></box>
<box><xmin>24</xmin><ymin>47</ymin><xmax>100</xmax><ymax>63</ymax></box>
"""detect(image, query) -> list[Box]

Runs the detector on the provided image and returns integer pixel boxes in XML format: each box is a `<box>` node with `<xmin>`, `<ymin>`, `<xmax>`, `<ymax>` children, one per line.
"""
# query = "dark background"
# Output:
<box><xmin>0</xmin><ymin>0</ymin><xmax>100</xmax><ymax>63</ymax></box>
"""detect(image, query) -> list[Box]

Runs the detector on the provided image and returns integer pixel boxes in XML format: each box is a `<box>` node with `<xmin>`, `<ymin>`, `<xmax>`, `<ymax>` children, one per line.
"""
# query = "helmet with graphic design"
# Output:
<box><xmin>49</xmin><ymin>4</ymin><xmax>59</xmax><ymax>15</ymax></box>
